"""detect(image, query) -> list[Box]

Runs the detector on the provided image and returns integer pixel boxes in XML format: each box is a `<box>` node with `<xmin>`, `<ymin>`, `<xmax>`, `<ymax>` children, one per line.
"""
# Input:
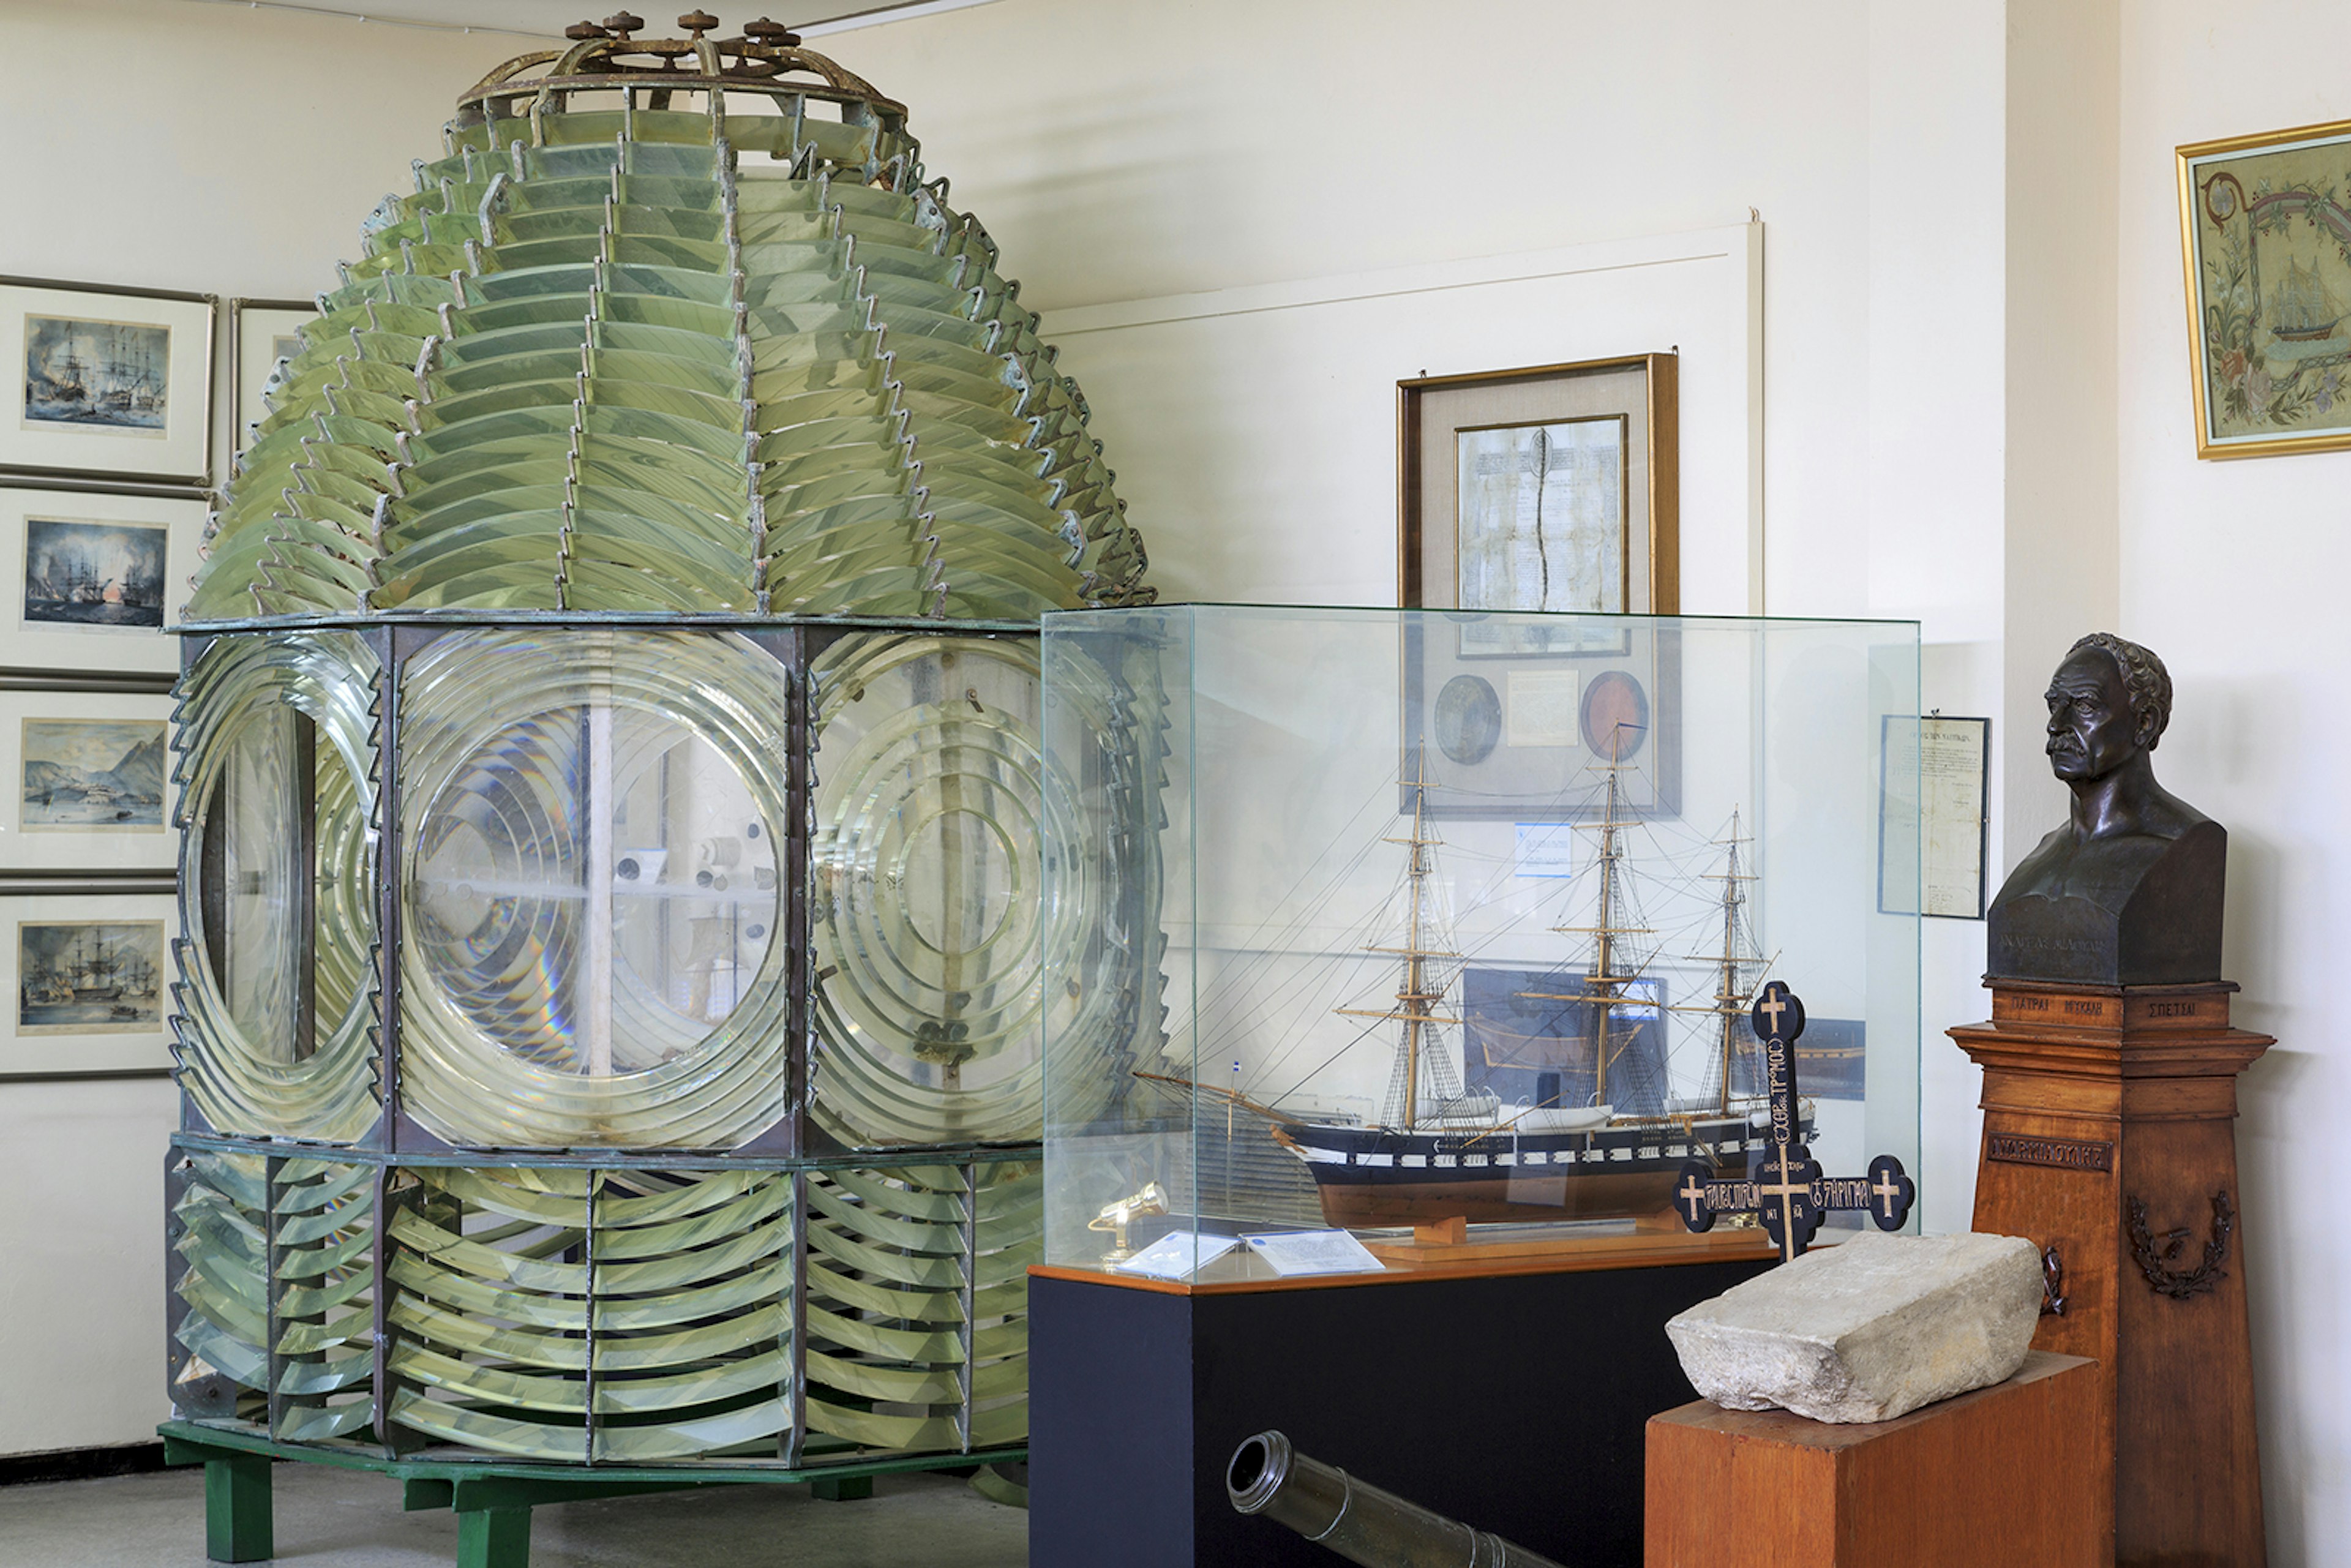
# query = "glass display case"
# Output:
<box><xmin>1041</xmin><ymin>605</ymin><xmax>1922</xmax><ymax>1283</ymax></box>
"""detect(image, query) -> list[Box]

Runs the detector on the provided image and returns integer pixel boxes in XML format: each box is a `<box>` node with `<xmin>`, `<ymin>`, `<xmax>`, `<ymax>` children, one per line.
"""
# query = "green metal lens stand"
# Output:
<box><xmin>161</xmin><ymin>1420</ymin><xmax>1025</xmax><ymax>1567</ymax></box>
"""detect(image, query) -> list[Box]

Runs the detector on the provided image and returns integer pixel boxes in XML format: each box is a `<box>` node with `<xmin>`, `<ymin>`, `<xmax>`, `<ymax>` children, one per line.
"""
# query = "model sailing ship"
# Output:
<box><xmin>1261</xmin><ymin>751</ymin><xmax>1813</xmax><ymax>1229</ymax></box>
<box><xmin>2270</xmin><ymin>257</ymin><xmax>2347</xmax><ymax>344</ymax></box>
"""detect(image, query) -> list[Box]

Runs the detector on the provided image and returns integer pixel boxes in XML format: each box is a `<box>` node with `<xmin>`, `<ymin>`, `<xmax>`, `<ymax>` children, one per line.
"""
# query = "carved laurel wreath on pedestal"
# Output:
<box><xmin>2125</xmin><ymin>1188</ymin><xmax>2236</xmax><ymax>1300</ymax></box>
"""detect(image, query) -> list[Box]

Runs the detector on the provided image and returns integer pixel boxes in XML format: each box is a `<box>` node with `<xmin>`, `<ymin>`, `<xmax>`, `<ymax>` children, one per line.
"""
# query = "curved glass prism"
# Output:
<box><xmin>174</xmin><ymin>632</ymin><xmax>381</xmax><ymax>1141</ymax></box>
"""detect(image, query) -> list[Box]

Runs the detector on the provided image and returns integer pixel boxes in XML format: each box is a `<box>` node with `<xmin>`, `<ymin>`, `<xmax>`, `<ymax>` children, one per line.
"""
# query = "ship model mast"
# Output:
<box><xmin>1670</xmin><ymin>810</ymin><xmax>1766</xmax><ymax>1117</ymax></box>
<box><xmin>1516</xmin><ymin>733</ymin><xmax>1652</xmax><ymax>1107</ymax></box>
<box><xmin>1332</xmin><ymin>759</ymin><xmax>1464</xmax><ymax>1130</ymax></box>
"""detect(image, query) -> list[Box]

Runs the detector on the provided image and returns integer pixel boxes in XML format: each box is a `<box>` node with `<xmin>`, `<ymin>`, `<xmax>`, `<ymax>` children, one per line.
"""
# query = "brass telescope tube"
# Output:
<box><xmin>1226</xmin><ymin>1430</ymin><xmax>1567</xmax><ymax>1568</ymax></box>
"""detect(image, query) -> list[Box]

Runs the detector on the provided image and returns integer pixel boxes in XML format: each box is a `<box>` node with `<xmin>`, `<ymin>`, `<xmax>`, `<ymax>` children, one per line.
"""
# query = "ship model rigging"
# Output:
<box><xmin>1171</xmin><ymin>741</ymin><xmax>1815</xmax><ymax>1231</ymax></box>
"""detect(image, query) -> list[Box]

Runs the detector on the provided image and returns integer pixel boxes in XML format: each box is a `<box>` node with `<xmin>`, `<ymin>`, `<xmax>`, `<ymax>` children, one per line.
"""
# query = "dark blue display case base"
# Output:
<box><xmin>1028</xmin><ymin>1245</ymin><xmax>1774</xmax><ymax>1568</ymax></box>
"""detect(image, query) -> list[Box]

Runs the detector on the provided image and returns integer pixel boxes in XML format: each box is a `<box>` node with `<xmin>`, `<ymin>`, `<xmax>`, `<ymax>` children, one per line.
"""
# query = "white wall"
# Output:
<box><xmin>857</xmin><ymin>0</ymin><xmax>1889</xmax><ymax>610</ymax></box>
<box><xmin>2004</xmin><ymin>0</ymin><xmax>2122</xmax><ymax>863</ymax></box>
<box><xmin>1864</xmin><ymin>3</ymin><xmax>2009</xmax><ymax>1233</ymax></box>
<box><xmin>0</xmin><ymin>0</ymin><xmax>519</xmax><ymax>1455</ymax></box>
<box><xmin>0</xmin><ymin>1078</ymin><xmax>179</xmax><ymax>1452</ymax></box>
<box><xmin>2118</xmin><ymin>4</ymin><xmax>2351</xmax><ymax>1558</ymax></box>
<box><xmin>1039</xmin><ymin>226</ymin><xmax>1763</xmax><ymax>610</ymax></box>
<box><xmin>0</xmin><ymin>1</ymin><xmax>523</xmax><ymax>483</ymax></box>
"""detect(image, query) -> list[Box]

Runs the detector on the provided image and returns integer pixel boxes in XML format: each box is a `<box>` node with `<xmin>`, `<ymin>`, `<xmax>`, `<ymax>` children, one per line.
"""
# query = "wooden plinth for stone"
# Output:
<box><xmin>1950</xmin><ymin>980</ymin><xmax>2270</xmax><ymax>1568</ymax></box>
<box><xmin>1644</xmin><ymin>1351</ymin><xmax>2101</xmax><ymax>1567</ymax></box>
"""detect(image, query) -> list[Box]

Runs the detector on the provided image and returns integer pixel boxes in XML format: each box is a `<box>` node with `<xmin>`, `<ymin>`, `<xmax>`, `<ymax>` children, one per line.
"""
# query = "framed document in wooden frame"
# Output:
<box><xmin>1878</xmin><ymin>713</ymin><xmax>1990</xmax><ymax>920</ymax></box>
<box><xmin>1400</xmin><ymin>354</ymin><xmax>1678</xmax><ymax>635</ymax></box>
<box><xmin>2178</xmin><ymin>119</ymin><xmax>2351</xmax><ymax>459</ymax></box>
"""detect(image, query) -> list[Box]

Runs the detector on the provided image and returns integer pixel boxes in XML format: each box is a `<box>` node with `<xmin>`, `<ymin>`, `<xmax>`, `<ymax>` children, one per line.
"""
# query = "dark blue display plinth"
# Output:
<box><xmin>1028</xmin><ymin>1250</ymin><xmax>1772</xmax><ymax>1568</ymax></box>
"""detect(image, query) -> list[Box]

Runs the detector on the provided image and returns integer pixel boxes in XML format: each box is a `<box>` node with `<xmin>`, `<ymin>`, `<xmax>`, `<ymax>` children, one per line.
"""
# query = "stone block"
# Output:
<box><xmin>1664</xmin><ymin>1232</ymin><xmax>2042</xmax><ymax>1423</ymax></box>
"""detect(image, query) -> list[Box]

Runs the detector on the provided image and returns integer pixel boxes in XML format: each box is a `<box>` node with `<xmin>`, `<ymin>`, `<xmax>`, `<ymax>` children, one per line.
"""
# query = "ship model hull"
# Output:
<box><xmin>1277</xmin><ymin>1109</ymin><xmax>1812</xmax><ymax>1228</ymax></box>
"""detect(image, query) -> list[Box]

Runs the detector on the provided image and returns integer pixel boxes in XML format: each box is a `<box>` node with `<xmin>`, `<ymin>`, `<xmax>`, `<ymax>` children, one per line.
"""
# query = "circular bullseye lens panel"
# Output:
<box><xmin>408</xmin><ymin>708</ymin><xmax>779</xmax><ymax>1075</ymax></box>
<box><xmin>809</xmin><ymin>635</ymin><xmax>1053</xmax><ymax>1144</ymax></box>
<box><xmin>809</xmin><ymin>631</ymin><xmax>1153</xmax><ymax>1146</ymax></box>
<box><xmin>397</xmin><ymin>629</ymin><xmax>793</xmax><ymax>1149</ymax></box>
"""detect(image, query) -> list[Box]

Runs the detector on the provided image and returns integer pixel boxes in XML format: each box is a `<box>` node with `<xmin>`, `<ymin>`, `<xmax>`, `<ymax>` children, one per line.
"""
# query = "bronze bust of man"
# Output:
<box><xmin>1986</xmin><ymin>633</ymin><xmax>2224</xmax><ymax>985</ymax></box>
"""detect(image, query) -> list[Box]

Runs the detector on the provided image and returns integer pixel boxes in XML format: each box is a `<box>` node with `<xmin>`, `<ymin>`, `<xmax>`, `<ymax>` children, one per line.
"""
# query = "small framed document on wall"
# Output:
<box><xmin>1880</xmin><ymin>715</ymin><xmax>1991</xmax><ymax>920</ymax></box>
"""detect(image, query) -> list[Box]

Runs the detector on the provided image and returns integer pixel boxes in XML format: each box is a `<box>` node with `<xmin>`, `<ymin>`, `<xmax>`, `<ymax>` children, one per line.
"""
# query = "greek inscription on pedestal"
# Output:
<box><xmin>1987</xmin><ymin>1133</ymin><xmax>2114</xmax><ymax>1171</ymax></box>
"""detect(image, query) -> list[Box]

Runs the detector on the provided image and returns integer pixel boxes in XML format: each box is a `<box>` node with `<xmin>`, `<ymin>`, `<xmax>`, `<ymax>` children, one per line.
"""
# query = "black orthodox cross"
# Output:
<box><xmin>1673</xmin><ymin>980</ymin><xmax>1916</xmax><ymax>1262</ymax></box>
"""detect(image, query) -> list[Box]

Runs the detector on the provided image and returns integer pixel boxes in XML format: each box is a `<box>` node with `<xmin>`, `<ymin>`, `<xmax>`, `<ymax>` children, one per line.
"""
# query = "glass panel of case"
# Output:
<box><xmin>1041</xmin><ymin>605</ymin><xmax>1922</xmax><ymax>1283</ymax></box>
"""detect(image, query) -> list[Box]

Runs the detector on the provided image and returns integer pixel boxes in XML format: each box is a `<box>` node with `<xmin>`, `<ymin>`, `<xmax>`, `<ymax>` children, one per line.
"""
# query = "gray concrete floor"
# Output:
<box><xmin>0</xmin><ymin>1464</ymin><xmax>1027</xmax><ymax>1567</ymax></box>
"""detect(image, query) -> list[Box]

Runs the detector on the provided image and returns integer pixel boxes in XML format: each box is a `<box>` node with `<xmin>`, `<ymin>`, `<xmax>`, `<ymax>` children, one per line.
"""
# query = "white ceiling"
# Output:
<box><xmin>176</xmin><ymin>0</ymin><xmax>995</xmax><ymax>41</ymax></box>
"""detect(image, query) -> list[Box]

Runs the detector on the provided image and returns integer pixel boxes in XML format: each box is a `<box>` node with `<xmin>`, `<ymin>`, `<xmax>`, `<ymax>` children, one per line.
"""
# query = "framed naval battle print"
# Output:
<box><xmin>2179</xmin><ymin>119</ymin><xmax>2351</xmax><ymax>459</ymax></box>
<box><xmin>1399</xmin><ymin>354</ymin><xmax>1678</xmax><ymax>648</ymax></box>
<box><xmin>0</xmin><ymin>276</ymin><xmax>217</xmax><ymax>487</ymax></box>
<box><xmin>0</xmin><ymin>890</ymin><xmax>177</xmax><ymax>1077</ymax></box>
<box><xmin>0</xmin><ymin>487</ymin><xmax>203</xmax><ymax>675</ymax></box>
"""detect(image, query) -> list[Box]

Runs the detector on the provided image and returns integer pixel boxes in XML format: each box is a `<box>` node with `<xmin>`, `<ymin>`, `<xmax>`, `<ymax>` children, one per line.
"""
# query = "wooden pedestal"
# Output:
<box><xmin>1644</xmin><ymin>1351</ymin><xmax>2101</xmax><ymax>1567</ymax></box>
<box><xmin>1950</xmin><ymin>980</ymin><xmax>2270</xmax><ymax>1568</ymax></box>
